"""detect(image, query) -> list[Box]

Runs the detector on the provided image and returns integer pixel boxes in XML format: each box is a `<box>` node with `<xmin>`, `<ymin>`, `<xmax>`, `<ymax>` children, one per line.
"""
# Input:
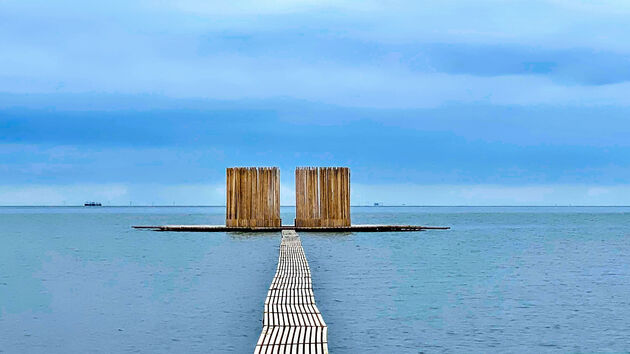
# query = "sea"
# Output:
<box><xmin>1</xmin><ymin>206</ymin><xmax>629</xmax><ymax>353</ymax></box>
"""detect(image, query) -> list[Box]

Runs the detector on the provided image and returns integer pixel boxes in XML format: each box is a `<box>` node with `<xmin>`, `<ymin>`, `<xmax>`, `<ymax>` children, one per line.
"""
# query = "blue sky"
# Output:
<box><xmin>1</xmin><ymin>0</ymin><xmax>629</xmax><ymax>205</ymax></box>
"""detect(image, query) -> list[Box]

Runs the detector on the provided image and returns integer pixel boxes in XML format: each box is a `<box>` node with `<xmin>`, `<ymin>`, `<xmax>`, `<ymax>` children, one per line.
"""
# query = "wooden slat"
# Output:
<box><xmin>226</xmin><ymin>168</ymin><xmax>232</xmax><ymax>223</ymax></box>
<box><xmin>255</xmin><ymin>230</ymin><xmax>329</xmax><ymax>353</ymax></box>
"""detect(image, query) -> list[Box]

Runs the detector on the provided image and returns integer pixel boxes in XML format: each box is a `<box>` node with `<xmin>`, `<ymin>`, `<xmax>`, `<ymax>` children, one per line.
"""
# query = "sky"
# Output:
<box><xmin>1</xmin><ymin>0</ymin><xmax>629</xmax><ymax>205</ymax></box>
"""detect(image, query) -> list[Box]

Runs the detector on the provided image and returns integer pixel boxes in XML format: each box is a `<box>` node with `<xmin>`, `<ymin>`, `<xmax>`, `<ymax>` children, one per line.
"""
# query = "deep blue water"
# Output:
<box><xmin>1</xmin><ymin>206</ymin><xmax>629</xmax><ymax>353</ymax></box>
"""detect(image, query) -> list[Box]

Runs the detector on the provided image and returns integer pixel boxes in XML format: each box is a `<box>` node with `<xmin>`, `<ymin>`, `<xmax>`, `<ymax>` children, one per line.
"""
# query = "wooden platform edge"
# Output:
<box><xmin>132</xmin><ymin>225</ymin><xmax>450</xmax><ymax>232</ymax></box>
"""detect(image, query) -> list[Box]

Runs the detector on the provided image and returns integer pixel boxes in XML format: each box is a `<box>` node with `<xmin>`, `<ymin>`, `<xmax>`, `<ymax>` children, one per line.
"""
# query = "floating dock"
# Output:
<box><xmin>255</xmin><ymin>230</ymin><xmax>328</xmax><ymax>353</ymax></box>
<box><xmin>132</xmin><ymin>167</ymin><xmax>450</xmax><ymax>232</ymax></box>
<box><xmin>132</xmin><ymin>224</ymin><xmax>449</xmax><ymax>232</ymax></box>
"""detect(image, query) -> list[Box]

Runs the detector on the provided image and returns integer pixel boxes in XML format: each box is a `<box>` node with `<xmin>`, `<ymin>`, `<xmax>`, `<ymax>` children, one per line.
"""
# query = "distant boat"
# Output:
<box><xmin>84</xmin><ymin>202</ymin><xmax>102</xmax><ymax>207</ymax></box>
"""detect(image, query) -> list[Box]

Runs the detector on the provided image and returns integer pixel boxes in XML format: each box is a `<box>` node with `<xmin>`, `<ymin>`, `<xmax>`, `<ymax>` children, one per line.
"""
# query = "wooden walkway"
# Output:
<box><xmin>255</xmin><ymin>230</ymin><xmax>328</xmax><ymax>354</ymax></box>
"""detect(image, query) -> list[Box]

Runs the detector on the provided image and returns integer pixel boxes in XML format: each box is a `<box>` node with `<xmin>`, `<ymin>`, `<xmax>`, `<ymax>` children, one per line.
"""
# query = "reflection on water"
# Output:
<box><xmin>1</xmin><ymin>206</ymin><xmax>629</xmax><ymax>353</ymax></box>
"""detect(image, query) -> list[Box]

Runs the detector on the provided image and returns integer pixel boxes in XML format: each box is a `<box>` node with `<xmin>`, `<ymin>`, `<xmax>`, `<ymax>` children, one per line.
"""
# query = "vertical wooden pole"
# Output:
<box><xmin>226</xmin><ymin>168</ymin><xmax>231</xmax><ymax>226</ymax></box>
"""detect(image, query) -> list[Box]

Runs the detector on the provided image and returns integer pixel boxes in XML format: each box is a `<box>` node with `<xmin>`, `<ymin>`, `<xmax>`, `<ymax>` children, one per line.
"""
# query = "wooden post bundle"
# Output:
<box><xmin>295</xmin><ymin>167</ymin><xmax>350</xmax><ymax>227</ymax></box>
<box><xmin>226</xmin><ymin>167</ymin><xmax>281</xmax><ymax>228</ymax></box>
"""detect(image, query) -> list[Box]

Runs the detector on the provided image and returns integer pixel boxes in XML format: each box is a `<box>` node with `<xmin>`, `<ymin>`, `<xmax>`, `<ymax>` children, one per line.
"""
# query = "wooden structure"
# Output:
<box><xmin>295</xmin><ymin>167</ymin><xmax>350</xmax><ymax>227</ymax></box>
<box><xmin>226</xmin><ymin>167</ymin><xmax>281</xmax><ymax>227</ymax></box>
<box><xmin>255</xmin><ymin>230</ymin><xmax>328</xmax><ymax>353</ymax></box>
<box><xmin>134</xmin><ymin>165</ymin><xmax>451</xmax><ymax>232</ymax></box>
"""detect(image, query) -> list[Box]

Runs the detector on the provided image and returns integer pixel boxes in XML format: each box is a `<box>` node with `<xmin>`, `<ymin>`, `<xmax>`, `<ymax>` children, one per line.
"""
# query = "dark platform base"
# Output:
<box><xmin>132</xmin><ymin>224</ymin><xmax>450</xmax><ymax>232</ymax></box>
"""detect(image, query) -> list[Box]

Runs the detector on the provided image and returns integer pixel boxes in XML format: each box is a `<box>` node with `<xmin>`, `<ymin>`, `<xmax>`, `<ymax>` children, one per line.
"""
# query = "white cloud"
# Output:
<box><xmin>152</xmin><ymin>0</ymin><xmax>630</xmax><ymax>52</ymax></box>
<box><xmin>4</xmin><ymin>50</ymin><xmax>630</xmax><ymax>108</ymax></box>
<box><xmin>171</xmin><ymin>0</ymin><xmax>373</xmax><ymax>16</ymax></box>
<box><xmin>2</xmin><ymin>0</ymin><xmax>630</xmax><ymax>109</ymax></box>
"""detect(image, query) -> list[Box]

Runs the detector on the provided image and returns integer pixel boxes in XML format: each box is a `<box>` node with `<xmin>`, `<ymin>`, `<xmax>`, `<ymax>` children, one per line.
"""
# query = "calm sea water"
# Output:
<box><xmin>1</xmin><ymin>206</ymin><xmax>629</xmax><ymax>353</ymax></box>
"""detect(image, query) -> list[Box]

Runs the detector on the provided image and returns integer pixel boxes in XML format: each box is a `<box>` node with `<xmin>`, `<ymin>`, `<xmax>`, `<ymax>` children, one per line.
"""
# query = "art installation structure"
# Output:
<box><xmin>295</xmin><ymin>167</ymin><xmax>351</xmax><ymax>227</ymax></box>
<box><xmin>136</xmin><ymin>165</ymin><xmax>446</xmax><ymax>231</ymax></box>
<box><xmin>134</xmin><ymin>166</ymin><xmax>447</xmax><ymax>353</ymax></box>
<box><xmin>225</xmin><ymin>167</ymin><xmax>281</xmax><ymax>227</ymax></box>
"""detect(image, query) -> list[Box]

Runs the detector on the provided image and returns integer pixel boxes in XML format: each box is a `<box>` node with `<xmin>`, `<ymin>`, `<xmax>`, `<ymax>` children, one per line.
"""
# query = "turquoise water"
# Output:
<box><xmin>1</xmin><ymin>206</ymin><xmax>629</xmax><ymax>353</ymax></box>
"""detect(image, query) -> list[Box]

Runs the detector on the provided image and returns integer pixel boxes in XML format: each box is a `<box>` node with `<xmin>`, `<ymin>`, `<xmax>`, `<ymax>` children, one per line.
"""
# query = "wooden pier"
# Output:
<box><xmin>255</xmin><ymin>230</ymin><xmax>328</xmax><ymax>353</ymax></box>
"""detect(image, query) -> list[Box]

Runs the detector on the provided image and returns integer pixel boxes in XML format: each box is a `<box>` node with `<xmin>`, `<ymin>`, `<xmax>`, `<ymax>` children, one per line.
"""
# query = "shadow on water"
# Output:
<box><xmin>300</xmin><ymin>231</ymin><xmax>354</xmax><ymax>238</ymax></box>
<box><xmin>228</xmin><ymin>231</ymin><xmax>282</xmax><ymax>240</ymax></box>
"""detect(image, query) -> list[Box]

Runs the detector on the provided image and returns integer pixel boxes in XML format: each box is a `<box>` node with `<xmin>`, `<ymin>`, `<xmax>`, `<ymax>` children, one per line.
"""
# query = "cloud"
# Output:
<box><xmin>2</xmin><ymin>1</ymin><xmax>630</xmax><ymax>205</ymax></box>
<box><xmin>3</xmin><ymin>58</ymin><xmax>630</xmax><ymax>108</ymax></box>
<box><xmin>2</xmin><ymin>0</ymin><xmax>630</xmax><ymax>107</ymax></box>
<box><xmin>2</xmin><ymin>104</ymin><xmax>630</xmax><ymax>186</ymax></box>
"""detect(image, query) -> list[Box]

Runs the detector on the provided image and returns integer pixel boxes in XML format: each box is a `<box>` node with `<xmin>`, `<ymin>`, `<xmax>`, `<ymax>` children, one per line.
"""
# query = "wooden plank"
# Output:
<box><xmin>295</xmin><ymin>168</ymin><xmax>302</xmax><ymax>225</ymax></box>
<box><xmin>237</xmin><ymin>168</ymin><xmax>244</xmax><ymax>227</ymax></box>
<box><xmin>312</xmin><ymin>168</ymin><xmax>319</xmax><ymax>225</ymax></box>
<box><xmin>273</xmin><ymin>167</ymin><xmax>279</xmax><ymax>225</ymax></box>
<box><xmin>255</xmin><ymin>168</ymin><xmax>261</xmax><ymax>227</ymax></box>
<box><xmin>247</xmin><ymin>168</ymin><xmax>253</xmax><ymax>227</ymax></box>
<box><xmin>226</xmin><ymin>168</ymin><xmax>233</xmax><ymax>226</ymax></box>
<box><xmin>321</xmin><ymin>168</ymin><xmax>328</xmax><ymax>226</ymax></box>
<box><xmin>261</xmin><ymin>168</ymin><xmax>266</xmax><ymax>227</ymax></box>
<box><xmin>337</xmin><ymin>167</ymin><xmax>341</xmax><ymax>224</ymax></box>
<box><xmin>345</xmin><ymin>168</ymin><xmax>351</xmax><ymax>226</ymax></box>
<box><xmin>333</xmin><ymin>167</ymin><xmax>338</xmax><ymax>227</ymax></box>
<box><xmin>226</xmin><ymin>168</ymin><xmax>231</xmax><ymax>225</ymax></box>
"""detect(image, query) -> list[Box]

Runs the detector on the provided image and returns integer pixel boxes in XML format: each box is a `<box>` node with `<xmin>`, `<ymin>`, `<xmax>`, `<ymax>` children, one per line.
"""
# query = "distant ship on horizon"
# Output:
<box><xmin>84</xmin><ymin>201</ymin><xmax>102</xmax><ymax>207</ymax></box>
